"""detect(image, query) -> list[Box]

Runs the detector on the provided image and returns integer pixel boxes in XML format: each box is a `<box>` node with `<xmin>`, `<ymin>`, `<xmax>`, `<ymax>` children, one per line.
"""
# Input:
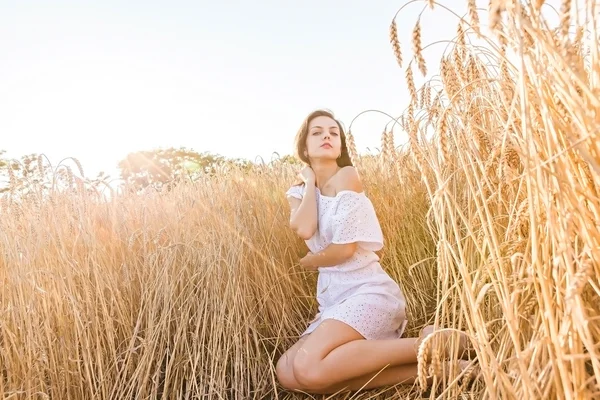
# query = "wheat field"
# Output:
<box><xmin>1</xmin><ymin>1</ymin><xmax>599</xmax><ymax>399</ymax></box>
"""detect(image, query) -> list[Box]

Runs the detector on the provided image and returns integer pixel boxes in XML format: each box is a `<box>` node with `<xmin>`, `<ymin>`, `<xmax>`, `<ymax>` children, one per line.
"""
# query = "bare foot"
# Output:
<box><xmin>420</xmin><ymin>325</ymin><xmax>476</xmax><ymax>360</ymax></box>
<box><xmin>458</xmin><ymin>359</ymin><xmax>480</xmax><ymax>380</ymax></box>
<box><xmin>420</xmin><ymin>359</ymin><xmax>481</xmax><ymax>392</ymax></box>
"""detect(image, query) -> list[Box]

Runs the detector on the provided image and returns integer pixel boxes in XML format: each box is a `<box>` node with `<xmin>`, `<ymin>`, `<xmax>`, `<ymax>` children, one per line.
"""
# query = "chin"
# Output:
<box><xmin>317</xmin><ymin>149</ymin><xmax>338</xmax><ymax>157</ymax></box>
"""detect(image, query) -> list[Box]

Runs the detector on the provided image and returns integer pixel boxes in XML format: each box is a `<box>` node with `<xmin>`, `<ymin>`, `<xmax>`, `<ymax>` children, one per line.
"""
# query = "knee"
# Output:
<box><xmin>292</xmin><ymin>355</ymin><xmax>327</xmax><ymax>391</ymax></box>
<box><xmin>275</xmin><ymin>356</ymin><xmax>299</xmax><ymax>390</ymax></box>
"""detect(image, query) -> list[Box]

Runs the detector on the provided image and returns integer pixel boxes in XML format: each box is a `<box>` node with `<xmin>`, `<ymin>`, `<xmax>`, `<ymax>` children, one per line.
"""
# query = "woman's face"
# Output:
<box><xmin>305</xmin><ymin>115</ymin><xmax>342</xmax><ymax>161</ymax></box>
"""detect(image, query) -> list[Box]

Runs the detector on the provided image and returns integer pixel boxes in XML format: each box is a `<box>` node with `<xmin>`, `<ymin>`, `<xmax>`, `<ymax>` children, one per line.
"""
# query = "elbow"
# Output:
<box><xmin>296</xmin><ymin>225</ymin><xmax>317</xmax><ymax>240</ymax></box>
<box><xmin>340</xmin><ymin>242</ymin><xmax>358</xmax><ymax>260</ymax></box>
<box><xmin>290</xmin><ymin>220</ymin><xmax>316</xmax><ymax>240</ymax></box>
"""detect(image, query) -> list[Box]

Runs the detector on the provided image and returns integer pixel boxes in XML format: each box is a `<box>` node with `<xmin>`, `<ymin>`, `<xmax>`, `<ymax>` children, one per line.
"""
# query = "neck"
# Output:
<box><xmin>309</xmin><ymin>159</ymin><xmax>340</xmax><ymax>190</ymax></box>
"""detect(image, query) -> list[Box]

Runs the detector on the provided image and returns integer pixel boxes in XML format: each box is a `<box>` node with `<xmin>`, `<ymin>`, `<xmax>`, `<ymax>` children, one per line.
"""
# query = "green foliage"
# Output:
<box><xmin>117</xmin><ymin>147</ymin><xmax>257</xmax><ymax>192</ymax></box>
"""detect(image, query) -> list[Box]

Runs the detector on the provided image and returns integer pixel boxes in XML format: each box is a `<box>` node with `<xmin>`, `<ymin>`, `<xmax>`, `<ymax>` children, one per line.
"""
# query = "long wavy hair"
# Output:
<box><xmin>291</xmin><ymin>109</ymin><xmax>353</xmax><ymax>186</ymax></box>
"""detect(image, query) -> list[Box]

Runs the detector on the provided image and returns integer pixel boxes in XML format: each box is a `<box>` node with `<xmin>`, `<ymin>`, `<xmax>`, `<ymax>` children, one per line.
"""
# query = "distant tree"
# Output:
<box><xmin>117</xmin><ymin>147</ymin><xmax>245</xmax><ymax>192</ymax></box>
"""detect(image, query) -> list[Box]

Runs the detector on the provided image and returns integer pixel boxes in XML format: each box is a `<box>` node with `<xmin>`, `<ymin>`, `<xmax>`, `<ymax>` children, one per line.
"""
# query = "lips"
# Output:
<box><xmin>321</xmin><ymin>143</ymin><xmax>332</xmax><ymax>149</ymax></box>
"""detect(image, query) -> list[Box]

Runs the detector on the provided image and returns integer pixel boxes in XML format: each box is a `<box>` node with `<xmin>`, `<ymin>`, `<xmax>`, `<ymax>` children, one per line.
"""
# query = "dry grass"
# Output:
<box><xmin>0</xmin><ymin>160</ymin><xmax>437</xmax><ymax>400</ymax></box>
<box><xmin>1</xmin><ymin>1</ymin><xmax>600</xmax><ymax>399</ymax></box>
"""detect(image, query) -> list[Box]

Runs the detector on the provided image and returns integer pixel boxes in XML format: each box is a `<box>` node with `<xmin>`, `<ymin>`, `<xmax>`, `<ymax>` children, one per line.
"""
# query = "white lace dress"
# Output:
<box><xmin>286</xmin><ymin>183</ymin><xmax>409</xmax><ymax>340</ymax></box>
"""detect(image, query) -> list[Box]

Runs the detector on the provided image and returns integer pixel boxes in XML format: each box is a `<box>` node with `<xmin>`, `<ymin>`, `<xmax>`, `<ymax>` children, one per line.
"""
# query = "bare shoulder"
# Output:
<box><xmin>333</xmin><ymin>166</ymin><xmax>363</xmax><ymax>193</ymax></box>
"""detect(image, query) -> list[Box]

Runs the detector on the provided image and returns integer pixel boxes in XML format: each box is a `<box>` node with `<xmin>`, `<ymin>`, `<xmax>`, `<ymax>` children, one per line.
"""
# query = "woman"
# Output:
<box><xmin>275</xmin><ymin>109</ymin><xmax>474</xmax><ymax>394</ymax></box>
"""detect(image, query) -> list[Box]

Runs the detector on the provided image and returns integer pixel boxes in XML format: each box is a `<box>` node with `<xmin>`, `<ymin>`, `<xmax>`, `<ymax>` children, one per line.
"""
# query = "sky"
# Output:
<box><xmin>0</xmin><ymin>0</ymin><xmax>563</xmax><ymax>181</ymax></box>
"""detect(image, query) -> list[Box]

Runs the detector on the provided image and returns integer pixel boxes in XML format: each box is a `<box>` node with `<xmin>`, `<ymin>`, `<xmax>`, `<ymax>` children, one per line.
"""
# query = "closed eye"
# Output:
<box><xmin>311</xmin><ymin>129</ymin><xmax>338</xmax><ymax>136</ymax></box>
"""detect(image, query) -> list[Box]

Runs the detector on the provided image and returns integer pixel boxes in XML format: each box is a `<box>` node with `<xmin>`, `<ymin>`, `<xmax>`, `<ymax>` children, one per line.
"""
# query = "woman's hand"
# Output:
<box><xmin>298</xmin><ymin>166</ymin><xmax>316</xmax><ymax>184</ymax></box>
<box><xmin>299</xmin><ymin>251</ymin><xmax>318</xmax><ymax>270</ymax></box>
<box><xmin>298</xmin><ymin>243</ymin><xmax>357</xmax><ymax>269</ymax></box>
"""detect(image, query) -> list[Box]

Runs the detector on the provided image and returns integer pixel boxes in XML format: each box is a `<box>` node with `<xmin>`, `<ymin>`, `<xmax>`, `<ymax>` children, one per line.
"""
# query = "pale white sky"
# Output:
<box><xmin>0</xmin><ymin>0</ymin><xmax>562</xmax><ymax>180</ymax></box>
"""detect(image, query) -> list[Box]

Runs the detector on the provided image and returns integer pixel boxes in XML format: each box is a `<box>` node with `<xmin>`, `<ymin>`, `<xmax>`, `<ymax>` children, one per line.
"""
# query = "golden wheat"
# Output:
<box><xmin>2</xmin><ymin>1</ymin><xmax>599</xmax><ymax>399</ymax></box>
<box><xmin>405</xmin><ymin>65</ymin><xmax>417</xmax><ymax>103</ymax></box>
<box><xmin>489</xmin><ymin>0</ymin><xmax>504</xmax><ymax>32</ymax></box>
<box><xmin>346</xmin><ymin>129</ymin><xmax>358</xmax><ymax>165</ymax></box>
<box><xmin>560</xmin><ymin>0</ymin><xmax>572</xmax><ymax>39</ymax></box>
<box><xmin>467</xmin><ymin>0</ymin><xmax>479</xmax><ymax>34</ymax></box>
<box><xmin>412</xmin><ymin>20</ymin><xmax>427</xmax><ymax>77</ymax></box>
<box><xmin>389</xmin><ymin>19</ymin><xmax>402</xmax><ymax>68</ymax></box>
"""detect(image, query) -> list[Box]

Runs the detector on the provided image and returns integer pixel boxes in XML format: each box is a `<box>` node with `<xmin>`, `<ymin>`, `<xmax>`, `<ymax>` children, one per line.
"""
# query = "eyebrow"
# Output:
<box><xmin>310</xmin><ymin>126</ymin><xmax>339</xmax><ymax>130</ymax></box>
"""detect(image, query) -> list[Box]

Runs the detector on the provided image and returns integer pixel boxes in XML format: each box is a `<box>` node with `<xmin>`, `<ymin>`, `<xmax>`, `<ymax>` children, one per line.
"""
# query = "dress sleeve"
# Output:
<box><xmin>331</xmin><ymin>191</ymin><xmax>384</xmax><ymax>251</ymax></box>
<box><xmin>285</xmin><ymin>184</ymin><xmax>305</xmax><ymax>200</ymax></box>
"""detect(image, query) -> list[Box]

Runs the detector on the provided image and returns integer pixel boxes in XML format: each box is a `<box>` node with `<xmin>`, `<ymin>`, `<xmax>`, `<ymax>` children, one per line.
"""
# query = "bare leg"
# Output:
<box><xmin>277</xmin><ymin>343</ymin><xmax>418</xmax><ymax>393</ymax></box>
<box><xmin>313</xmin><ymin>359</ymin><xmax>480</xmax><ymax>395</ymax></box>
<box><xmin>275</xmin><ymin>335</ymin><xmax>308</xmax><ymax>389</ymax></box>
<box><xmin>275</xmin><ymin>321</ymin><xmax>476</xmax><ymax>393</ymax></box>
<box><xmin>279</xmin><ymin>357</ymin><xmax>479</xmax><ymax>395</ymax></box>
<box><xmin>277</xmin><ymin>319</ymin><xmax>420</xmax><ymax>392</ymax></box>
<box><xmin>313</xmin><ymin>363</ymin><xmax>420</xmax><ymax>394</ymax></box>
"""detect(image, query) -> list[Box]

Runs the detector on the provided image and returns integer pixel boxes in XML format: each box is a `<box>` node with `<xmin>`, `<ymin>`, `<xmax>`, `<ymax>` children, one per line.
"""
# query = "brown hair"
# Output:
<box><xmin>295</xmin><ymin>109</ymin><xmax>353</xmax><ymax>163</ymax></box>
<box><xmin>290</xmin><ymin>109</ymin><xmax>353</xmax><ymax>187</ymax></box>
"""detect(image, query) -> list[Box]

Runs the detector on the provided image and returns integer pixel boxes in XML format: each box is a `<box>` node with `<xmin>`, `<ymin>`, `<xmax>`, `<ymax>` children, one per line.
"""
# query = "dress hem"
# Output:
<box><xmin>300</xmin><ymin>314</ymin><xmax>409</xmax><ymax>341</ymax></box>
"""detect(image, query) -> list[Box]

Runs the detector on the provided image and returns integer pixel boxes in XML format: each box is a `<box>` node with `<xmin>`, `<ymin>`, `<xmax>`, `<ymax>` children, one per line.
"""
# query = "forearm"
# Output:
<box><xmin>290</xmin><ymin>183</ymin><xmax>318</xmax><ymax>237</ymax></box>
<box><xmin>301</xmin><ymin>242</ymin><xmax>357</xmax><ymax>268</ymax></box>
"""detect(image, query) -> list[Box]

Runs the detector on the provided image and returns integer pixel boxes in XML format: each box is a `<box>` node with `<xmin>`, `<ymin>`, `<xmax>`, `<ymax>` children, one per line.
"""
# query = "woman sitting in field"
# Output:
<box><xmin>276</xmin><ymin>109</ymin><xmax>475</xmax><ymax>394</ymax></box>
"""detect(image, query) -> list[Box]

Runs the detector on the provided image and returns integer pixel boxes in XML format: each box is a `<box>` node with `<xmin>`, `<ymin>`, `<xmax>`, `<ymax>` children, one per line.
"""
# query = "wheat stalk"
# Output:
<box><xmin>406</xmin><ymin>65</ymin><xmax>417</xmax><ymax>103</ymax></box>
<box><xmin>456</xmin><ymin>22</ymin><xmax>466</xmax><ymax>64</ymax></box>
<box><xmin>489</xmin><ymin>0</ymin><xmax>504</xmax><ymax>32</ymax></box>
<box><xmin>468</xmin><ymin>0</ymin><xmax>479</xmax><ymax>34</ymax></box>
<box><xmin>389</xmin><ymin>19</ymin><xmax>403</xmax><ymax>67</ymax></box>
<box><xmin>533</xmin><ymin>0</ymin><xmax>546</xmax><ymax>10</ymax></box>
<box><xmin>417</xmin><ymin>333</ymin><xmax>433</xmax><ymax>390</ymax></box>
<box><xmin>346</xmin><ymin>129</ymin><xmax>358</xmax><ymax>165</ymax></box>
<box><xmin>560</xmin><ymin>0</ymin><xmax>572</xmax><ymax>39</ymax></box>
<box><xmin>2</xmin><ymin>2</ymin><xmax>599</xmax><ymax>399</ymax></box>
<box><xmin>412</xmin><ymin>20</ymin><xmax>427</xmax><ymax>76</ymax></box>
<box><xmin>426</xmin><ymin>84</ymin><xmax>433</xmax><ymax>109</ymax></box>
<box><xmin>438</xmin><ymin>109</ymin><xmax>449</xmax><ymax>164</ymax></box>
